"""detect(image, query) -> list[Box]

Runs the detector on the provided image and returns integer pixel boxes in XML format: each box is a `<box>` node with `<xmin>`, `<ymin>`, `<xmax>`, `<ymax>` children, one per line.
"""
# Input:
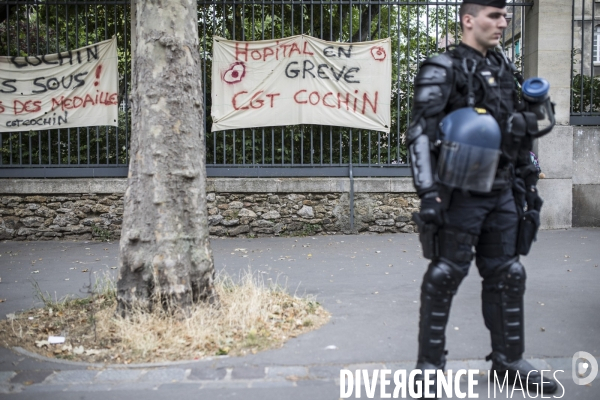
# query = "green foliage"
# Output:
<box><xmin>572</xmin><ymin>73</ymin><xmax>600</xmax><ymax>114</ymax></box>
<box><xmin>92</xmin><ymin>224</ymin><xmax>113</xmax><ymax>241</ymax></box>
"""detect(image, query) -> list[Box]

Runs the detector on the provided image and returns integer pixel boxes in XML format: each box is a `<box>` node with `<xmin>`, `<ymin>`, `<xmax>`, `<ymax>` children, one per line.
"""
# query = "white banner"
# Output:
<box><xmin>211</xmin><ymin>35</ymin><xmax>391</xmax><ymax>133</ymax></box>
<box><xmin>0</xmin><ymin>37</ymin><xmax>119</xmax><ymax>132</ymax></box>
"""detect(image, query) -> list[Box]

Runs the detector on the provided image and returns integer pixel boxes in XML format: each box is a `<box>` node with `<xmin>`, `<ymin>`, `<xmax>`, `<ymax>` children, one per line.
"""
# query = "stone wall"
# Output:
<box><xmin>206</xmin><ymin>192</ymin><xmax>420</xmax><ymax>238</ymax></box>
<box><xmin>0</xmin><ymin>194</ymin><xmax>124</xmax><ymax>241</ymax></box>
<box><xmin>0</xmin><ymin>190</ymin><xmax>420</xmax><ymax>241</ymax></box>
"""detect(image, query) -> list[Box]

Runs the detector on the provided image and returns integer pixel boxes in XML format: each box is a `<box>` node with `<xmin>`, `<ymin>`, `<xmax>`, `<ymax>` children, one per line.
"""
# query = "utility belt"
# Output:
<box><xmin>413</xmin><ymin>181</ymin><xmax>540</xmax><ymax>261</ymax></box>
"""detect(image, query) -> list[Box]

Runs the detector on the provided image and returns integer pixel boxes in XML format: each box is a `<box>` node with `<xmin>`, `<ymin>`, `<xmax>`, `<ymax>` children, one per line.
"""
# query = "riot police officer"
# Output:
<box><xmin>408</xmin><ymin>0</ymin><xmax>557</xmax><ymax>397</ymax></box>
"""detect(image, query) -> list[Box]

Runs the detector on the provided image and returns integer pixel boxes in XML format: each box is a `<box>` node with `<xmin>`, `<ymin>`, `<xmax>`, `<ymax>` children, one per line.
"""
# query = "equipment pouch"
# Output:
<box><xmin>412</xmin><ymin>212</ymin><xmax>439</xmax><ymax>259</ymax></box>
<box><xmin>517</xmin><ymin>209</ymin><xmax>540</xmax><ymax>255</ymax></box>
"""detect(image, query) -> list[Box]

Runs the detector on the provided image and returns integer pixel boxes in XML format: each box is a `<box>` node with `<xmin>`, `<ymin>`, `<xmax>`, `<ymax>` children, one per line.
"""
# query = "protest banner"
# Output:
<box><xmin>0</xmin><ymin>37</ymin><xmax>119</xmax><ymax>132</ymax></box>
<box><xmin>211</xmin><ymin>35</ymin><xmax>391</xmax><ymax>133</ymax></box>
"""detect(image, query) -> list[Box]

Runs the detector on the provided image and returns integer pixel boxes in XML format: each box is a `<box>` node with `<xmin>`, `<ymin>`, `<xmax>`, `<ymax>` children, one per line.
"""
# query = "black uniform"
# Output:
<box><xmin>408</xmin><ymin>42</ymin><xmax>557</xmax><ymax>395</ymax></box>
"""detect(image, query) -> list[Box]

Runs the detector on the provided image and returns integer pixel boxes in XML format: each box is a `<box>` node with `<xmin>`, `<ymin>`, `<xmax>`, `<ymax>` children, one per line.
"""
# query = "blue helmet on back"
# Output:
<box><xmin>436</xmin><ymin>107</ymin><xmax>502</xmax><ymax>193</ymax></box>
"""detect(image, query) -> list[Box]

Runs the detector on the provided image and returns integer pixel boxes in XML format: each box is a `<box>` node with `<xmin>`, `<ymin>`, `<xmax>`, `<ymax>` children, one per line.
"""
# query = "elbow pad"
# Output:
<box><xmin>409</xmin><ymin>131</ymin><xmax>435</xmax><ymax>196</ymax></box>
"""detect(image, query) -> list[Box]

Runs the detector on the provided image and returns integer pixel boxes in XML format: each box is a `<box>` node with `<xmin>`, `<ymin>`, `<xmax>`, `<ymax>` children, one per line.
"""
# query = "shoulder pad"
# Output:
<box><xmin>425</xmin><ymin>52</ymin><xmax>454</xmax><ymax>69</ymax></box>
<box><xmin>416</xmin><ymin>53</ymin><xmax>453</xmax><ymax>85</ymax></box>
<box><xmin>413</xmin><ymin>53</ymin><xmax>453</xmax><ymax>118</ymax></box>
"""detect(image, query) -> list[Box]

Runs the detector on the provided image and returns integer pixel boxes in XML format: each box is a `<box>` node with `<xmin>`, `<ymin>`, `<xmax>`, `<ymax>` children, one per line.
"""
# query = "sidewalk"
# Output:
<box><xmin>1</xmin><ymin>229</ymin><xmax>599</xmax><ymax>399</ymax></box>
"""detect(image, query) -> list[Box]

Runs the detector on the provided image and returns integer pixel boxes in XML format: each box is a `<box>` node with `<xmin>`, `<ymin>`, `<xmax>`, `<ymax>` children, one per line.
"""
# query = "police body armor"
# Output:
<box><xmin>409</xmin><ymin>43</ymin><xmax>559</xmax><ymax>397</ymax></box>
<box><xmin>407</xmin><ymin>43</ymin><xmax>553</xmax><ymax>196</ymax></box>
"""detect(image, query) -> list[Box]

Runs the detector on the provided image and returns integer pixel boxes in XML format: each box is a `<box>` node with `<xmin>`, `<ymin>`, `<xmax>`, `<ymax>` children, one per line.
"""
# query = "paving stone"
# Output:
<box><xmin>188</xmin><ymin>367</ymin><xmax>228</xmax><ymax>381</ymax></box>
<box><xmin>95</xmin><ymin>369</ymin><xmax>144</xmax><ymax>382</ymax></box>
<box><xmin>21</xmin><ymin>383</ymin><xmax>70</xmax><ymax>393</ymax></box>
<box><xmin>45</xmin><ymin>370</ymin><xmax>99</xmax><ymax>384</ymax></box>
<box><xmin>345</xmin><ymin>363</ymin><xmax>386</xmax><ymax>378</ymax></box>
<box><xmin>199</xmin><ymin>381</ymin><xmax>250</xmax><ymax>389</ymax></box>
<box><xmin>63</xmin><ymin>383</ymin><xmax>117</xmax><ymax>392</ymax></box>
<box><xmin>467</xmin><ymin>359</ymin><xmax>492</xmax><ymax>371</ymax></box>
<box><xmin>308</xmin><ymin>366</ymin><xmax>341</xmax><ymax>380</ymax></box>
<box><xmin>138</xmin><ymin>368</ymin><xmax>187</xmax><ymax>383</ymax></box>
<box><xmin>231</xmin><ymin>366</ymin><xmax>265</xmax><ymax>380</ymax></box>
<box><xmin>9</xmin><ymin>370</ymin><xmax>53</xmax><ymax>385</ymax></box>
<box><xmin>0</xmin><ymin>371</ymin><xmax>16</xmax><ymax>384</ymax></box>
<box><xmin>384</xmin><ymin>361</ymin><xmax>415</xmax><ymax>371</ymax></box>
<box><xmin>545</xmin><ymin>357</ymin><xmax>573</xmax><ymax>371</ymax></box>
<box><xmin>266</xmin><ymin>366</ymin><xmax>308</xmax><ymax>379</ymax></box>
<box><xmin>445</xmin><ymin>360</ymin><xmax>470</xmax><ymax>372</ymax></box>
<box><xmin>250</xmin><ymin>380</ymin><xmax>297</xmax><ymax>388</ymax></box>
<box><xmin>67</xmin><ymin>382</ymin><xmax>158</xmax><ymax>392</ymax></box>
<box><xmin>527</xmin><ymin>358</ymin><xmax>552</xmax><ymax>371</ymax></box>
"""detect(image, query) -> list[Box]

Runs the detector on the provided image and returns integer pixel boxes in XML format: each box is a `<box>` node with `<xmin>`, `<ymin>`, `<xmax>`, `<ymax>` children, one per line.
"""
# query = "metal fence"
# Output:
<box><xmin>571</xmin><ymin>0</ymin><xmax>600</xmax><ymax>125</ymax></box>
<box><xmin>1</xmin><ymin>0</ymin><xmax>530</xmax><ymax>179</ymax></box>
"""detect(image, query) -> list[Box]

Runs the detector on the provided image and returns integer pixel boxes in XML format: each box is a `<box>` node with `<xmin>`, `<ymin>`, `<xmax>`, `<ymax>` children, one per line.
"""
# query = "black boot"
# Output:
<box><xmin>487</xmin><ymin>351</ymin><xmax>558</xmax><ymax>394</ymax></box>
<box><xmin>414</xmin><ymin>260</ymin><xmax>466</xmax><ymax>399</ymax></box>
<box><xmin>482</xmin><ymin>259</ymin><xmax>557</xmax><ymax>394</ymax></box>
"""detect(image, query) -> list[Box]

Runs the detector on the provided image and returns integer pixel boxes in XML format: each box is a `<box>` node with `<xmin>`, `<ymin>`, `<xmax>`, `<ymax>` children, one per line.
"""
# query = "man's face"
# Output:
<box><xmin>465</xmin><ymin>6</ymin><xmax>508</xmax><ymax>50</ymax></box>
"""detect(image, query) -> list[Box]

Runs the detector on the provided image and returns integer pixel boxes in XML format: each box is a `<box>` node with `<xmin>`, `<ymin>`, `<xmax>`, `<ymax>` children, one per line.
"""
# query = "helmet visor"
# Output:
<box><xmin>436</xmin><ymin>142</ymin><xmax>501</xmax><ymax>192</ymax></box>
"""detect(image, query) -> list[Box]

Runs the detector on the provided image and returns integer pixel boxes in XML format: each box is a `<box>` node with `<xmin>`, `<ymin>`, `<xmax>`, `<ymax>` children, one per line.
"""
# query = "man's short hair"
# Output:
<box><xmin>459</xmin><ymin>4</ymin><xmax>485</xmax><ymax>30</ymax></box>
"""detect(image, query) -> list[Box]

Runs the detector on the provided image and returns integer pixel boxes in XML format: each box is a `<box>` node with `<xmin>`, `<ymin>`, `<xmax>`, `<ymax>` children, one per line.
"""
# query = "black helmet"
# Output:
<box><xmin>436</xmin><ymin>107</ymin><xmax>502</xmax><ymax>192</ymax></box>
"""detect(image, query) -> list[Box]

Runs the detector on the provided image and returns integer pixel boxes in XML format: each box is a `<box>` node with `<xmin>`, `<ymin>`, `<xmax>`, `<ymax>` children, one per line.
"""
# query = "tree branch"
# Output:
<box><xmin>352</xmin><ymin>5</ymin><xmax>381</xmax><ymax>43</ymax></box>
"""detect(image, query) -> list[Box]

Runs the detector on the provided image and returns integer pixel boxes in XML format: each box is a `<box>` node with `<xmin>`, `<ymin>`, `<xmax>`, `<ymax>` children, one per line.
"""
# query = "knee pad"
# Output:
<box><xmin>422</xmin><ymin>260</ymin><xmax>466</xmax><ymax>297</ymax></box>
<box><xmin>485</xmin><ymin>259</ymin><xmax>526</xmax><ymax>296</ymax></box>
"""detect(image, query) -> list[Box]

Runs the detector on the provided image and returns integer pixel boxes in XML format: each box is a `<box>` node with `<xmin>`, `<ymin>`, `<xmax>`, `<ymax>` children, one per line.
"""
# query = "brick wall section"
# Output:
<box><xmin>0</xmin><ymin>192</ymin><xmax>420</xmax><ymax>241</ymax></box>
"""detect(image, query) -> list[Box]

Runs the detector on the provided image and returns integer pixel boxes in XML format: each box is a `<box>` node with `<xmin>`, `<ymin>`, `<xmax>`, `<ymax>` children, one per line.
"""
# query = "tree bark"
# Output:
<box><xmin>117</xmin><ymin>0</ymin><xmax>217</xmax><ymax>316</ymax></box>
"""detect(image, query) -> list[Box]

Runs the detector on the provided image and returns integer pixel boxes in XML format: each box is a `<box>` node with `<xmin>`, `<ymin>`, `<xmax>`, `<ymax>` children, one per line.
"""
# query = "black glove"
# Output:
<box><xmin>525</xmin><ymin>185</ymin><xmax>543</xmax><ymax>212</ymax></box>
<box><xmin>419</xmin><ymin>191</ymin><xmax>444</xmax><ymax>226</ymax></box>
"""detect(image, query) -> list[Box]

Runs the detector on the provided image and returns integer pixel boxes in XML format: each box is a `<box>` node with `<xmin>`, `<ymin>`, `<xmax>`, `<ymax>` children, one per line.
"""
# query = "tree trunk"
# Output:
<box><xmin>117</xmin><ymin>0</ymin><xmax>217</xmax><ymax>316</ymax></box>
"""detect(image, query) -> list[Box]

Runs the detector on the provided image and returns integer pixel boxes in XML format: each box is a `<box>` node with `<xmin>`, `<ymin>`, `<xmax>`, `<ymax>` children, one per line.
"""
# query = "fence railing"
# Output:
<box><xmin>1</xmin><ymin>1</ymin><xmax>530</xmax><ymax>178</ymax></box>
<box><xmin>571</xmin><ymin>0</ymin><xmax>600</xmax><ymax>125</ymax></box>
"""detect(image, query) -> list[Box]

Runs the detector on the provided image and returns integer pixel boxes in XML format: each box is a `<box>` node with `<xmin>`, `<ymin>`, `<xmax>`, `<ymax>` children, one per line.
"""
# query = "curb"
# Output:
<box><xmin>12</xmin><ymin>346</ymin><xmax>229</xmax><ymax>369</ymax></box>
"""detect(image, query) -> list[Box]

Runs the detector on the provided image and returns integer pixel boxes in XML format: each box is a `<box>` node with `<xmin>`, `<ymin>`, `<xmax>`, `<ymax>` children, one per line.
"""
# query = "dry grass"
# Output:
<box><xmin>0</xmin><ymin>271</ymin><xmax>329</xmax><ymax>364</ymax></box>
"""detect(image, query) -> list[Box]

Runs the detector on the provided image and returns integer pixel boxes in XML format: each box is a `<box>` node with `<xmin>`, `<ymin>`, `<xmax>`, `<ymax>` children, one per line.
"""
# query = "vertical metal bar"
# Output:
<box><xmin>329</xmin><ymin>127</ymin><xmax>333</xmax><ymax>165</ymax></box>
<box><xmin>426</xmin><ymin>1</ymin><xmax>430</xmax><ymax>57</ymax></box>
<box><xmin>358</xmin><ymin>129</ymin><xmax>362</xmax><ymax>164</ymax></box>
<box><xmin>300</xmin><ymin>126</ymin><xmax>304</xmax><ymax>165</ymax></box>
<box><xmin>242</xmin><ymin>129</ymin><xmax>246</xmax><ymax>164</ymax></box>
<box><xmin>406</xmin><ymin>4</ymin><xmax>411</xmax><ymax>137</ymax></box>
<box><xmin>85</xmin><ymin>2</ymin><xmax>90</xmax><ymax>164</ymax></box>
<box><xmin>75</xmin><ymin>1</ymin><xmax>79</xmax><ymax>46</ymax></box>
<box><xmin>571</xmin><ymin>0</ymin><xmax>576</xmax><ymax>115</ymax></box>
<box><xmin>580</xmin><ymin>0</ymin><xmax>585</xmax><ymax>113</ymax></box>
<box><xmin>368</xmin><ymin>130</ymin><xmax>371</xmax><ymax>166</ymax></box>
<box><xmin>310</xmin><ymin>126</ymin><xmax>314</xmax><ymax>165</ymax></box>
<box><xmin>396</xmin><ymin>3</ymin><xmax>401</xmax><ymax>164</ymax></box>
<box><xmin>591</xmin><ymin>0</ymin><xmax>596</xmax><ymax>112</ymax></box>
<box><xmin>320</xmin><ymin>126</ymin><xmax>323</xmax><ymax>165</ymax></box>
<box><xmin>377</xmin><ymin>131</ymin><xmax>381</xmax><ymax>164</ymax></box>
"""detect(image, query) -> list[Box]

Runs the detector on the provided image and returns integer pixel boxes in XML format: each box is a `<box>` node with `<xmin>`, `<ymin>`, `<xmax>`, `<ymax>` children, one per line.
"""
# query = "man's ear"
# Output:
<box><xmin>462</xmin><ymin>14</ymin><xmax>474</xmax><ymax>31</ymax></box>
